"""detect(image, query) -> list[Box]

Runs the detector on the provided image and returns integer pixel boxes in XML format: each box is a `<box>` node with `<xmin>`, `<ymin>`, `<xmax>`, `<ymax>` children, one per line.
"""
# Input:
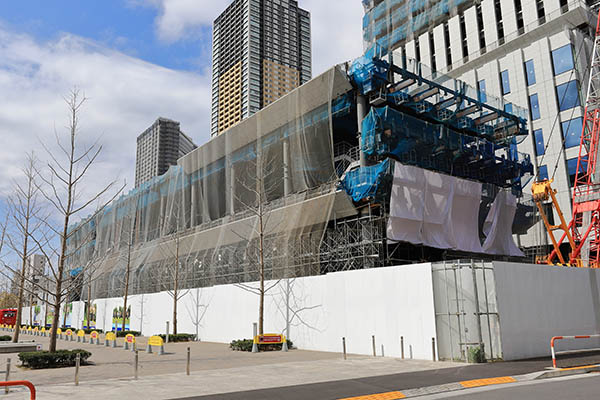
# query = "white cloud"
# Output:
<box><xmin>133</xmin><ymin>0</ymin><xmax>365</xmax><ymax>76</ymax></box>
<box><xmin>0</xmin><ymin>25</ymin><xmax>211</xmax><ymax>199</ymax></box>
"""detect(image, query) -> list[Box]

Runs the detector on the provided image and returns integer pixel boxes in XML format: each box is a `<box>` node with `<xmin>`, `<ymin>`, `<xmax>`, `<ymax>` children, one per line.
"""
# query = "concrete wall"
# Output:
<box><xmin>493</xmin><ymin>262</ymin><xmax>600</xmax><ymax>360</ymax></box>
<box><xmin>22</xmin><ymin>263</ymin><xmax>438</xmax><ymax>360</ymax></box>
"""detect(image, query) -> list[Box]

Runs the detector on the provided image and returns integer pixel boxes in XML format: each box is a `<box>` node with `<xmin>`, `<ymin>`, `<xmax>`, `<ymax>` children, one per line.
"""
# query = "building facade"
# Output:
<box><xmin>362</xmin><ymin>0</ymin><xmax>595</xmax><ymax>250</ymax></box>
<box><xmin>135</xmin><ymin>117</ymin><xmax>197</xmax><ymax>187</ymax></box>
<box><xmin>210</xmin><ymin>0</ymin><xmax>312</xmax><ymax>137</ymax></box>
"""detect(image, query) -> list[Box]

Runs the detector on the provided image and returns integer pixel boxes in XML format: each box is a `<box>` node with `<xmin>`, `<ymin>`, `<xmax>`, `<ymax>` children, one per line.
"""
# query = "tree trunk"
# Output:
<box><xmin>86</xmin><ymin>281</ymin><xmax>91</xmax><ymax>329</ymax></box>
<box><xmin>258</xmin><ymin>208</ymin><xmax>265</xmax><ymax>335</ymax></box>
<box><xmin>173</xmin><ymin>238</ymin><xmax>179</xmax><ymax>335</ymax></box>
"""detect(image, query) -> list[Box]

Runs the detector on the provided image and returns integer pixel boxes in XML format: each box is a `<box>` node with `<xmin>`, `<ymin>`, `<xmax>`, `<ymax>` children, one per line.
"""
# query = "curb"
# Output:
<box><xmin>338</xmin><ymin>364</ymin><xmax>600</xmax><ymax>399</ymax></box>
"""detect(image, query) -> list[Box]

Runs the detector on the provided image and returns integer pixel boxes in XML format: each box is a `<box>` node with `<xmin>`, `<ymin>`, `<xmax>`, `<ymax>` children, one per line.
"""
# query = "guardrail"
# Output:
<box><xmin>0</xmin><ymin>380</ymin><xmax>36</xmax><ymax>399</ymax></box>
<box><xmin>551</xmin><ymin>335</ymin><xmax>600</xmax><ymax>368</ymax></box>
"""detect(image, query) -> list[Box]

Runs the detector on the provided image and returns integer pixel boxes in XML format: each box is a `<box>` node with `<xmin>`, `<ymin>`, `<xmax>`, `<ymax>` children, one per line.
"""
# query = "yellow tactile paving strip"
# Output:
<box><xmin>460</xmin><ymin>376</ymin><xmax>517</xmax><ymax>388</ymax></box>
<box><xmin>559</xmin><ymin>364</ymin><xmax>598</xmax><ymax>371</ymax></box>
<box><xmin>338</xmin><ymin>391</ymin><xmax>406</xmax><ymax>400</ymax></box>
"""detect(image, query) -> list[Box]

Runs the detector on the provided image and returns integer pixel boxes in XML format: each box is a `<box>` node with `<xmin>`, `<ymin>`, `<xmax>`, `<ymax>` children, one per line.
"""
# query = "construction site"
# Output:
<box><xmin>38</xmin><ymin>0</ymin><xmax>600</xmax><ymax>363</ymax></box>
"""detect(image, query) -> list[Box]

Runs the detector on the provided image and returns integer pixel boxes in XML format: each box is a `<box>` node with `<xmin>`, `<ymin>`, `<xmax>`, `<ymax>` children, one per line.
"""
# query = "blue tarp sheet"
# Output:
<box><xmin>341</xmin><ymin>159</ymin><xmax>390</xmax><ymax>202</ymax></box>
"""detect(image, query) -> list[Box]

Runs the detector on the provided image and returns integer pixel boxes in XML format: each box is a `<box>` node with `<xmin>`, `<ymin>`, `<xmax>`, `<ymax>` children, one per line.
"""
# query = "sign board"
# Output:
<box><xmin>125</xmin><ymin>334</ymin><xmax>136</xmax><ymax>344</ymax></box>
<box><xmin>105</xmin><ymin>332</ymin><xmax>116</xmax><ymax>341</ymax></box>
<box><xmin>65</xmin><ymin>329</ymin><xmax>73</xmax><ymax>336</ymax></box>
<box><xmin>77</xmin><ymin>330</ymin><xmax>85</xmax><ymax>337</ymax></box>
<box><xmin>148</xmin><ymin>336</ymin><xmax>164</xmax><ymax>346</ymax></box>
<box><xmin>90</xmin><ymin>331</ymin><xmax>99</xmax><ymax>339</ymax></box>
<box><xmin>254</xmin><ymin>334</ymin><xmax>286</xmax><ymax>345</ymax></box>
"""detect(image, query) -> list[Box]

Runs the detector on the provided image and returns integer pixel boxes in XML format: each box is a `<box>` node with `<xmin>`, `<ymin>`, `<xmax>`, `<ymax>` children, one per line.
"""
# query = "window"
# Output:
<box><xmin>552</xmin><ymin>45</ymin><xmax>575</xmax><ymax>75</ymax></box>
<box><xmin>504</xmin><ymin>103</ymin><xmax>513</xmax><ymax>113</ymax></box>
<box><xmin>556</xmin><ymin>80</ymin><xmax>580</xmax><ymax>111</ymax></box>
<box><xmin>500</xmin><ymin>70</ymin><xmax>510</xmax><ymax>94</ymax></box>
<box><xmin>561</xmin><ymin>117</ymin><xmax>583</xmax><ymax>148</ymax></box>
<box><xmin>524</xmin><ymin>60</ymin><xmax>536</xmax><ymax>86</ymax></box>
<box><xmin>568</xmin><ymin>156</ymin><xmax>588</xmax><ymax>186</ymax></box>
<box><xmin>529</xmin><ymin>94</ymin><xmax>541</xmax><ymax>120</ymax></box>
<box><xmin>538</xmin><ymin>165</ymin><xmax>548</xmax><ymax>181</ymax></box>
<box><xmin>534</xmin><ymin>129</ymin><xmax>545</xmax><ymax>156</ymax></box>
<box><xmin>478</xmin><ymin>79</ymin><xmax>487</xmax><ymax>103</ymax></box>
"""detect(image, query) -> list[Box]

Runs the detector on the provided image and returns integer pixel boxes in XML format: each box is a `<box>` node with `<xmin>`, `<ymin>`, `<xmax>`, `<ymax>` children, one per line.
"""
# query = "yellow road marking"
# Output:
<box><xmin>460</xmin><ymin>376</ymin><xmax>516</xmax><ymax>388</ymax></box>
<box><xmin>337</xmin><ymin>391</ymin><xmax>406</xmax><ymax>400</ymax></box>
<box><xmin>559</xmin><ymin>364</ymin><xmax>599</xmax><ymax>371</ymax></box>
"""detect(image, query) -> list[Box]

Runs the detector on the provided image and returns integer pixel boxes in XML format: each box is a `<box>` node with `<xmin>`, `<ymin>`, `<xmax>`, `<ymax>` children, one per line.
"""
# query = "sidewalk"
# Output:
<box><xmin>0</xmin><ymin>334</ymin><xmax>462</xmax><ymax>399</ymax></box>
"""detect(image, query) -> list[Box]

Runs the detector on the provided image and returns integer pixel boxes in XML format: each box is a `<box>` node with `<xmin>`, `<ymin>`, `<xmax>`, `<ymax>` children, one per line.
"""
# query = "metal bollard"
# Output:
<box><xmin>410</xmin><ymin>345</ymin><xmax>413</xmax><ymax>359</ymax></box>
<box><xmin>165</xmin><ymin>321</ymin><xmax>170</xmax><ymax>344</ymax></box>
<box><xmin>342</xmin><ymin>337</ymin><xmax>347</xmax><ymax>360</ymax></box>
<box><xmin>401</xmin><ymin>336</ymin><xmax>405</xmax><ymax>359</ymax></box>
<box><xmin>186</xmin><ymin>347</ymin><xmax>191</xmax><ymax>376</ymax></box>
<box><xmin>251</xmin><ymin>322</ymin><xmax>258</xmax><ymax>353</ymax></box>
<box><xmin>134</xmin><ymin>350</ymin><xmax>139</xmax><ymax>380</ymax></box>
<box><xmin>75</xmin><ymin>353</ymin><xmax>80</xmax><ymax>386</ymax></box>
<box><xmin>5</xmin><ymin>358</ymin><xmax>10</xmax><ymax>394</ymax></box>
<box><xmin>432</xmin><ymin>337</ymin><xmax>436</xmax><ymax>361</ymax></box>
<box><xmin>372</xmin><ymin>335</ymin><xmax>376</xmax><ymax>357</ymax></box>
<box><xmin>381</xmin><ymin>344</ymin><xmax>385</xmax><ymax>357</ymax></box>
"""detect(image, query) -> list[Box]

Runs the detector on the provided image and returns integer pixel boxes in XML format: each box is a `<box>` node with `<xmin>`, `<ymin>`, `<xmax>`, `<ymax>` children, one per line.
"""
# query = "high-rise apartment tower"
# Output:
<box><xmin>210</xmin><ymin>0</ymin><xmax>312</xmax><ymax>137</ymax></box>
<box><xmin>362</xmin><ymin>0</ymin><xmax>595</xmax><ymax>250</ymax></box>
<box><xmin>135</xmin><ymin>117</ymin><xmax>197</xmax><ymax>187</ymax></box>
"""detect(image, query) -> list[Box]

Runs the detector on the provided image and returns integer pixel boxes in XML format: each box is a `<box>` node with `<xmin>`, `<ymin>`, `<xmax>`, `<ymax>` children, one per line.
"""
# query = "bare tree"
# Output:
<box><xmin>272</xmin><ymin>278</ymin><xmax>322</xmax><ymax>342</ymax></box>
<box><xmin>6</xmin><ymin>153</ymin><xmax>44</xmax><ymax>342</ymax></box>
<box><xmin>159</xmin><ymin>226</ymin><xmax>190</xmax><ymax>335</ymax></box>
<box><xmin>232</xmin><ymin>151</ymin><xmax>284</xmax><ymax>335</ymax></box>
<box><xmin>185</xmin><ymin>287</ymin><xmax>211</xmax><ymax>341</ymax></box>
<box><xmin>33</xmin><ymin>89</ymin><xmax>123</xmax><ymax>352</ymax></box>
<box><xmin>120</xmin><ymin>209</ymin><xmax>138</xmax><ymax>333</ymax></box>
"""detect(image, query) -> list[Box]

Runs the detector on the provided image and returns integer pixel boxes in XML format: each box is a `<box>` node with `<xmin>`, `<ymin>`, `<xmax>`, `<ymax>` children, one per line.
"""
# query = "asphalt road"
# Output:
<box><xmin>175</xmin><ymin>352</ymin><xmax>600</xmax><ymax>400</ymax></box>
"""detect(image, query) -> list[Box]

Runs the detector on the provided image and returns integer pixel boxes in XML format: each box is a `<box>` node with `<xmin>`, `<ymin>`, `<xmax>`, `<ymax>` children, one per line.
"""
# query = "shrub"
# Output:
<box><xmin>0</xmin><ymin>336</ymin><xmax>11</xmax><ymax>341</ymax></box>
<box><xmin>230</xmin><ymin>338</ymin><xmax>294</xmax><ymax>352</ymax></box>
<box><xmin>80</xmin><ymin>328</ymin><xmax>103</xmax><ymax>334</ymax></box>
<box><xmin>18</xmin><ymin>349</ymin><xmax>91</xmax><ymax>369</ymax></box>
<box><xmin>158</xmin><ymin>333</ymin><xmax>195</xmax><ymax>343</ymax></box>
<box><xmin>115</xmin><ymin>330</ymin><xmax>141</xmax><ymax>337</ymax></box>
<box><xmin>468</xmin><ymin>345</ymin><xmax>486</xmax><ymax>364</ymax></box>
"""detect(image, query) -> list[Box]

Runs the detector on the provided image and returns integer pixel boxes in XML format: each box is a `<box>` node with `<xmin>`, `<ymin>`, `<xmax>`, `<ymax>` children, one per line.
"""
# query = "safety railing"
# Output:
<box><xmin>0</xmin><ymin>381</ymin><xmax>36</xmax><ymax>399</ymax></box>
<box><xmin>550</xmin><ymin>335</ymin><xmax>600</xmax><ymax>368</ymax></box>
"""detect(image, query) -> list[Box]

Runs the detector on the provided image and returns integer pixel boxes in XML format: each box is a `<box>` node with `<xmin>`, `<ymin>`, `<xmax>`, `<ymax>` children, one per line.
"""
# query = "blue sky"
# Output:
<box><xmin>1</xmin><ymin>0</ymin><xmax>212</xmax><ymax>72</ymax></box>
<box><xmin>0</xmin><ymin>0</ymin><xmax>363</xmax><ymax>197</ymax></box>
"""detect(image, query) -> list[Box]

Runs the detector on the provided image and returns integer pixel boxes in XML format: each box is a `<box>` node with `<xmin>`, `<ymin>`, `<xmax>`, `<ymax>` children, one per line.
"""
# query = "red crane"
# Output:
<box><xmin>533</xmin><ymin>8</ymin><xmax>600</xmax><ymax>268</ymax></box>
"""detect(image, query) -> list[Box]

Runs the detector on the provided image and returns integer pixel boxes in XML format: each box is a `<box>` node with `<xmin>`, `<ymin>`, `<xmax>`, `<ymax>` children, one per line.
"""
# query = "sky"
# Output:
<box><xmin>0</xmin><ymin>0</ymin><xmax>364</xmax><ymax>201</ymax></box>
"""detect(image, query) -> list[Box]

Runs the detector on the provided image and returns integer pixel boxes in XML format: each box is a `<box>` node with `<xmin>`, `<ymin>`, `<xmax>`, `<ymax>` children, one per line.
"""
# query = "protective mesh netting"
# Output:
<box><xmin>67</xmin><ymin>66</ymin><xmax>354</xmax><ymax>300</ymax></box>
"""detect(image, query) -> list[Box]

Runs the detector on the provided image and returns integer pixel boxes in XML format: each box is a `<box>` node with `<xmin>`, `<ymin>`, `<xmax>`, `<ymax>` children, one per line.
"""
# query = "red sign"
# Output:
<box><xmin>259</xmin><ymin>335</ymin><xmax>283</xmax><ymax>344</ymax></box>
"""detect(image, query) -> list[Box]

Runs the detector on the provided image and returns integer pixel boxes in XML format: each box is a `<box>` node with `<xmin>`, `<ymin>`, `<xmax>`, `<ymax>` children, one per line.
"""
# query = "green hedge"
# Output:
<box><xmin>115</xmin><ymin>330</ymin><xmax>141</xmax><ymax>337</ymax></box>
<box><xmin>80</xmin><ymin>328</ymin><xmax>103</xmax><ymax>334</ymax></box>
<box><xmin>0</xmin><ymin>336</ymin><xmax>11</xmax><ymax>341</ymax></box>
<box><xmin>158</xmin><ymin>333</ymin><xmax>195</xmax><ymax>342</ymax></box>
<box><xmin>18</xmin><ymin>349</ymin><xmax>91</xmax><ymax>369</ymax></box>
<box><xmin>230</xmin><ymin>338</ymin><xmax>294</xmax><ymax>352</ymax></box>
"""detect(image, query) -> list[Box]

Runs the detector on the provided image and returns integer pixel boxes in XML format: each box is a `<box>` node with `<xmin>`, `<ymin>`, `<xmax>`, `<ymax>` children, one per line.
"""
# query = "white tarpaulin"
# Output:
<box><xmin>482</xmin><ymin>190</ymin><xmax>524</xmax><ymax>257</ymax></box>
<box><xmin>387</xmin><ymin>162</ymin><xmax>485</xmax><ymax>254</ymax></box>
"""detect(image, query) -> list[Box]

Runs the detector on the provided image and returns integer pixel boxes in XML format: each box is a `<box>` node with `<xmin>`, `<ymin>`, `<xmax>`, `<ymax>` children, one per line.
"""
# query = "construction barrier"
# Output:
<box><xmin>90</xmin><ymin>331</ymin><xmax>100</xmax><ymax>345</ymax></box>
<box><xmin>124</xmin><ymin>334</ymin><xmax>136</xmax><ymax>351</ymax></box>
<box><xmin>0</xmin><ymin>381</ymin><xmax>36</xmax><ymax>399</ymax></box>
<box><xmin>57</xmin><ymin>328</ymin><xmax>62</xmax><ymax>340</ymax></box>
<box><xmin>551</xmin><ymin>335</ymin><xmax>600</xmax><ymax>368</ymax></box>
<box><xmin>65</xmin><ymin>329</ymin><xmax>74</xmax><ymax>341</ymax></box>
<box><xmin>105</xmin><ymin>332</ymin><xmax>117</xmax><ymax>348</ymax></box>
<box><xmin>146</xmin><ymin>336</ymin><xmax>165</xmax><ymax>355</ymax></box>
<box><xmin>77</xmin><ymin>330</ymin><xmax>86</xmax><ymax>343</ymax></box>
